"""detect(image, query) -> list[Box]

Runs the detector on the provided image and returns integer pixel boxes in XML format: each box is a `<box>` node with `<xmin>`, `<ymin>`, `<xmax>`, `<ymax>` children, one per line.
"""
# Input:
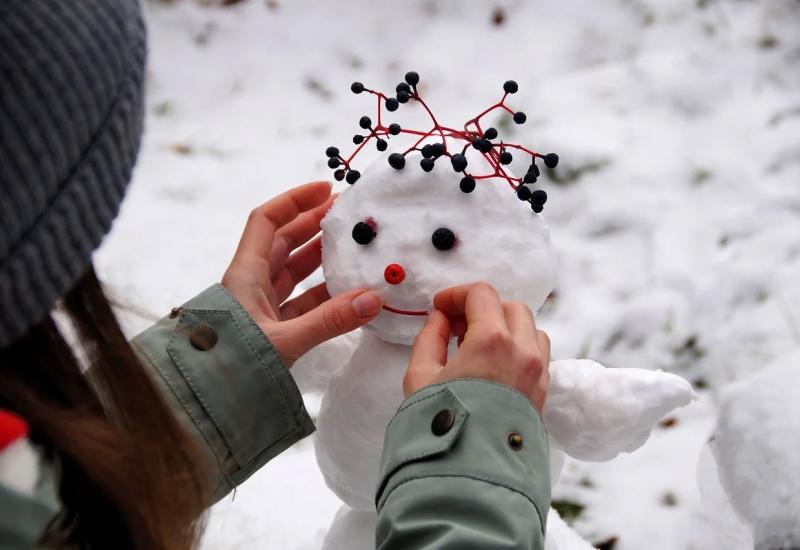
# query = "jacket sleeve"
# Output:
<box><xmin>375</xmin><ymin>379</ymin><xmax>550</xmax><ymax>550</ymax></box>
<box><xmin>130</xmin><ymin>284</ymin><xmax>315</xmax><ymax>502</ymax></box>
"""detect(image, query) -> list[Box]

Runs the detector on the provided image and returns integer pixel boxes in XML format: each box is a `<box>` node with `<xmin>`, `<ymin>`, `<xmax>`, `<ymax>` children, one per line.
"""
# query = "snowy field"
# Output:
<box><xmin>96</xmin><ymin>1</ymin><xmax>800</xmax><ymax>548</ymax></box>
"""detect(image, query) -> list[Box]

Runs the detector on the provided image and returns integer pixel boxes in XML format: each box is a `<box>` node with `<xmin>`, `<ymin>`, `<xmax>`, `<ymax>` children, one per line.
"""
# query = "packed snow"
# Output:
<box><xmin>320</xmin><ymin>151</ymin><xmax>556</xmax><ymax>345</ymax></box>
<box><xmin>307</xmin><ymin>150</ymin><xmax>694</xmax><ymax>548</ymax></box>
<box><xmin>95</xmin><ymin>0</ymin><xmax>800</xmax><ymax>548</ymax></box>
<box><xmin>545</xmin><ymin>359</ymin><xmax>694</xmax><ymax>463</ymax></box>
<box><xmin>711</xmin><ymin>351</ymin><xmax>800</xmax><ymax>549</ymax></box>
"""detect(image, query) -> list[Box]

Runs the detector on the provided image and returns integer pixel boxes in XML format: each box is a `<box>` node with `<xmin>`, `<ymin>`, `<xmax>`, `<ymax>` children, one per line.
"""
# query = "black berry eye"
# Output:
<box><xmin>432</xmin><ymin>228</ymin><xmax>456</xmax><ymax>251</ymax></box>
<box><xmin>352</xmin><ymin>221</ymin><xmax>376</xmax><ymax>245</ymax></box>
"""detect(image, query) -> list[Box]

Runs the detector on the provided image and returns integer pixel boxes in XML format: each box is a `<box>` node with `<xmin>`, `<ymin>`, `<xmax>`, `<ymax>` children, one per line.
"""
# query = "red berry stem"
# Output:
<box><xmin>326</xmin><ymin>72</ymin><xmax>557</xmax><ymax>212</ymax></box>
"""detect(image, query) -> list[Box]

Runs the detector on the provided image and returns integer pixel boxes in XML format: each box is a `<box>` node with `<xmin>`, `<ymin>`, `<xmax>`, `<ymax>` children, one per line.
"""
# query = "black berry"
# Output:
<box><xmin>334</xmin><ymin>169</ymin><xmax>345</xmax><ymax>181</ymax></box>
<box><xmin>346</xmin><ymin>170</ymin><xmax>361</xmax><ymax>184</ymax></box>
<box><xmin>528</xmin><ymin>163</ymin><xmax>540</xmax><ymax>177</ymax></box>
<box><xmin>388</xmin><ymin>153</ymin><xmax>406</xmax><ymax>169</ymax></box>
<box><xmin>352</xmin><ymin>221</ymin><xmax>375</xmax><ymax>245</ymax></box>
<box><xmin>376</xmin><ymin>139</ymin><xmax>388</xmax><ymax>151</ymax></box>
<box><xmin>544</xmin><ymin>153</ymin><xmax>559</xmax><ymax>168</ymax></box>
<box><xmin>451</xmin><ymin>153</ymin><xmax>468</xmax><ymax>172</ymax></box>
<box><xmin>431</xmin><ymin>142</ymin><xmax>445</xmax><ymax>157</ymax></box>
<box><xmin>503</xmin><ymin>80</ymin><xmax>519</xmax><ymax>94</ymax></box>
<box><xmin>420</xmin><ymin>158</ymin><xmax>435</xmax><ymax>172</ymax></box>
<box><xmin>500</xmin><ymin>151</ymin><xmax>513</xmax><ymax>165</ymax></box>
<box><xmin>396</xmin><ymin>82</ymin><xmax>411</xmax><ymax>94</ymax></box>
<box><xmin>386</xmin><ymin>98</ymin><xmax>399</xmax><ymax>112</ymax></box>
<box><xmin>397</xmin><ymin>91</ymin><xmax>410</xmax><ymax>103</ymax></box>
<box><xmin>405</xmin><ymin>71</ymin><xmax>420</xmax><ymax>86</ymax></box>
<box><xmin>421</xmin><ymin>144</ymin><xmax>433</xmax><ymax>158</ymax></box>
<box><xmin>523</xmin><ymin>173</ymin><xmax>537</xmax><ymax>184</ymax></box>
<box><xmin>473</xmin><ymin>138</ymin><xmax>492</xmax><ymax>153</ymax></box>
<box><xmin>351</xmin><ymin>82</ymin><xmax>365</xmax><ymax>94</ymax></box>
<box><xmin>513</xmin><ymin>111</ymin><xmax>527</xmax><ymax>124</ymax></box>
<box><xmin>532</xmin><ymin>203</ymin><xmax>543</xmax><ymax>213</ymax></box>
<box><xmin>353</xmin><ymin>134</ymin><xmax>364</xmax><ymax>144</ymax></box>
<box><xmin>325</xmin><ymin>146</ymin><xmax>339</xmax><ymax>158</ymax></box>
<box><xmin>432</xmin><ymin>228</ymin><xmax>456</xmax><ymax>251</ymax></box>
<box><xmin>484</xmin><ymin>127</ymin><xmax>498</xmax><ymax>140</ymax></box>
<box><xmin>516</xmin><ymin>185</ymin><xmax>532</xmax><ymax>201</ymax></box>
<box><xmin>389</xmin><ymin>123</ymin><xmax>401</xmax><ymax>135</ymax></box>
<box><xmin>531</xmin><ymin>189</ymin><xmax>548</xmax><ymax>205</ymax></box>
<box><xmin>359</xmin><ymin>116</ymin><xmax>372</xmax><ymax>129</ymax></box>
<box><xmin>327</xmin><ymin>157</ymin><xmax>341</xmax><ymax>169</ymax></box>
<box><xmin>460</xmin><ymin>176</ymin><xmax>476</xmax><ymax>193</ymax></box>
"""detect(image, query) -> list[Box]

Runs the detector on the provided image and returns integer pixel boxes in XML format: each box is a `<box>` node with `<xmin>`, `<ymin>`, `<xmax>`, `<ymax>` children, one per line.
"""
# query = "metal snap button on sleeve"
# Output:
<box><xmin>431</xmin><ymin>409</ymin><xmax>455</xmax><ymax>436</ymax></box>
<box><xmin>189</xmin><ymin>323</ymin><xmax>218</xmax><ymax>351</ymax></box>
<box><xmin>507</xmin><ymin>432</ymin><xmax>524</xmax><ymax>450</ymax></box>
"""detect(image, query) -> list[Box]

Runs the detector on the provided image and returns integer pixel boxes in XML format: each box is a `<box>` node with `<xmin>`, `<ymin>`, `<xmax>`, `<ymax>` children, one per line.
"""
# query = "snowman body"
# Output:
<box><xmin>294</xmin><ymin>153</ymin><xmax>694</xmax><ymax>549</ymax></box>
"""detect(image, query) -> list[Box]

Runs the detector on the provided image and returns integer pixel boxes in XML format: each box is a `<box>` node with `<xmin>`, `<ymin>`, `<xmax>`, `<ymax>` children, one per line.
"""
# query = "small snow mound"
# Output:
<box><xmin>544</xmin><ymin>359</ymin><xmax>695</xmax><ymax>461</ymax></box>
<box><xmin>546</xmin><ymin>508</ymin><xmax>597</xmax><ymax>550</ymax></box>
<box><xmin>712</xmin><ymin>350</ymin><xmax>800</xmax><ymax>550</ymax></box>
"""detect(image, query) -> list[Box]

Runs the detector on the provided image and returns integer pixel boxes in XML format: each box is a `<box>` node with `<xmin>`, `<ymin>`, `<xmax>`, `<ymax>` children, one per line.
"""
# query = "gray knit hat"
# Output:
<box><xmin>0</xmin><ymin>0</ymin><xmax>147</xmax><ymax>347</ymax></box>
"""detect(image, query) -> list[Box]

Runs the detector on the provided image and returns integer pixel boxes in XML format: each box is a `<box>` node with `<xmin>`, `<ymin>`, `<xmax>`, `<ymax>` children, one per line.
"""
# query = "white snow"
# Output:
<box><xmin>711</xmin><ymin>350</ymin><xmax>800</xmax><ymax>549</ymax></box>
<box><xmin>93</xmin><ymin>0</ymin><xmax>800</xmax><ymax>548</ymax></box>
<box><xmin>321</xmin><ymin>151</ymin><xmax>556</xmax><ymax>345</ymax></box>
<box><xmin>545</xmin><ymin>359</ymin><xmax>694</xmax><ymax>462</ymax></box>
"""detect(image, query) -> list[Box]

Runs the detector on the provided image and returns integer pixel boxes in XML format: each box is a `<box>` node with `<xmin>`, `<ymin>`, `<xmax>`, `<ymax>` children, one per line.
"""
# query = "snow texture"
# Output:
<box><xmin>711</xmin><ymin>351</ymin><xmax>800</xmax><ymax>549</ymax></box>
<box><xmin>94</xmin><ymin>1</ymin><xmax>800</xmax><ymax>548</ymax></box>
<box><xmin>545</xmin><ymin>359</ymin><xmax>694</xmax><ymax>462</ymax></box>
<box><xmin>311</xmin><ymin>153</ymin><xmax>693</xmax><ymax>548</ymax></box>
<box><xmin>321</xmin><ymin>151</ymin><xmax>556</xmax><ymax>345</ymax></box>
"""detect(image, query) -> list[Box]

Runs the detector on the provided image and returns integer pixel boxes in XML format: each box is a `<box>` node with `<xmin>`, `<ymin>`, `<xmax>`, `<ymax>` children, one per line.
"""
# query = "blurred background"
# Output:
<box><xmin>96</xmin><ymin>0</ymin><xmax>800</xmax><ymax>548</ymax></box>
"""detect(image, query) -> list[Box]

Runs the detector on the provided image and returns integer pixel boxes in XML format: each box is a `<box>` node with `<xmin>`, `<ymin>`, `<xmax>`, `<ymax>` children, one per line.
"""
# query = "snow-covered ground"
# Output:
<box><xmin>96</xmin><ymin>0</ymin><xmax>800</xmax><ymax>548</ymax></box>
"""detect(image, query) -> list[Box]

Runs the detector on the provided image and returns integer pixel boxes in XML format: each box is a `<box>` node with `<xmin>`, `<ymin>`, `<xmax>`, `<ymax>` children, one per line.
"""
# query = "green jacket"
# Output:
<box><xmin>0</xmin><ymin>284</ymin><xmax>550</xmax><ymax>549</ymax></box>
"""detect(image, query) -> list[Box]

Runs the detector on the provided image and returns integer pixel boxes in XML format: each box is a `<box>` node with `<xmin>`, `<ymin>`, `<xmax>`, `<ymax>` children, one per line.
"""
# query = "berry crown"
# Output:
<box><xmin>324</xmin><ymin>71</ymin><xmax>559</xmax><ymax>212</ymax></box>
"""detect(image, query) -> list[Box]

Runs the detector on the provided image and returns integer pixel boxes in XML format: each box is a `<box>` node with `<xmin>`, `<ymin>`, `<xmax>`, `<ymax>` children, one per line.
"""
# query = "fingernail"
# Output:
<box><xmin>352</xmin><ymin>291</ymin><xmax>382</xmax><ymax>318</ymax></box>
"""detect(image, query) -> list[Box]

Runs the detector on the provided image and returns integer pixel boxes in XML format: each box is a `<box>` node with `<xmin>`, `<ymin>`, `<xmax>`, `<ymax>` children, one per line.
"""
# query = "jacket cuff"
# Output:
<box><xmin>376</xmin><ymin>379</ymin><xmax>550</xmax><ymax>533</ymax></box>
<box><xmin>131</xmin><ymin>284</ymin><xmax>314</xmax><ymax>497</ymax></box>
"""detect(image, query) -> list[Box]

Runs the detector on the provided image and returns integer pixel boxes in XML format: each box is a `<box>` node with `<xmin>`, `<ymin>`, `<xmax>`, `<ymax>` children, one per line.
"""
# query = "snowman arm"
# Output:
<box><xmin>376</xmin><ymin>380</ymin><xmax>549</xmax><ymax>549</ymax></box>
<box><xmin>543</xmin><ymin>359</ymin><xmax>695</xmax><ymax>461</ymax></box>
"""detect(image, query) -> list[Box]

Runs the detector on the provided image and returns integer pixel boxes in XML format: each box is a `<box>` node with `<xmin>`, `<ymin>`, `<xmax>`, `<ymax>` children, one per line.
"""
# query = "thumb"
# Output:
<box><xmin>404</xmin><ymin>310</ymin><xmax>450</xmax><ymax>396</ymax></box>
<box><xmin>276</xmin><ymin>289</ymin><xmax>383</xmax><ymax>362</ymax></box>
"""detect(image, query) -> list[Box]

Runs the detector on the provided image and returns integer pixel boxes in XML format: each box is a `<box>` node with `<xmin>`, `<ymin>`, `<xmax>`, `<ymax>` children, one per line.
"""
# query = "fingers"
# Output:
<box><xmin>272</xmin><ymin>289</ymin><xmax>383</xmax><ymax>364</ymax></box>
<box><xmin>271</xmin><ymin>237</ymin><xmax>322</xmax><ymax>304</ymax></box>
<box><xmin>231</xmin><ymin>182</ymin><xmax>332</xmax><ymax>271</ymax></box>
<box><xmin>409</xmin><ymin>310</ymin><xmax>450</xmax><ymax>369</ymax></box>
<box><xmin>502</xmin><ymin>302</ymin><xmax>537</xmax><ymax>341</ymax></box>
<box><xmin>405</xmin><ymin>310</ymin><xmax>450</xmax><ymax>396</ymax></box>
<box><xmin>433</xmin><ymin>282</ymin><xmax>507</xmax><ymax>331</ymax></box>
<box><xmin>279</xmin><ymin>282</ymin><xmax>331</xmax><ymax>320</ymax></box>
<box><xmin>268</xmin><ymin>195</ymin><xmax>335</xmax><ymax>273</ymax></box>
<box><xmin>537</xmin><ymin>330</ymin><xmax>551</xmax><ymax>369</ymax></box>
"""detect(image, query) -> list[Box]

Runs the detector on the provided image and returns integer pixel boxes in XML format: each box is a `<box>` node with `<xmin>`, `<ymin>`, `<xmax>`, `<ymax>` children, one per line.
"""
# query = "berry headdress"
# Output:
<box><xmin>324</xmin><ymin>71</ymin><xmax>559</xmax><ymax>212</ymax></box>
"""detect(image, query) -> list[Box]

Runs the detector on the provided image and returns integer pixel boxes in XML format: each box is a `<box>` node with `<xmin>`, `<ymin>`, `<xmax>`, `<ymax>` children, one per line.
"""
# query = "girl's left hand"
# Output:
<box><xmin>222</xmin><ymin>181</ymin><xmax>383</xmax><ymax>366</ymax></box>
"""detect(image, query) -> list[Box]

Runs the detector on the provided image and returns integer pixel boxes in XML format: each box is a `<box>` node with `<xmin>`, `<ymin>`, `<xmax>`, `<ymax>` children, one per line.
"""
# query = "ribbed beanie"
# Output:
<box><xmin>0</xmin><ymin>0</ymin><xmax>147</xmax><ymax>347</ymax></box>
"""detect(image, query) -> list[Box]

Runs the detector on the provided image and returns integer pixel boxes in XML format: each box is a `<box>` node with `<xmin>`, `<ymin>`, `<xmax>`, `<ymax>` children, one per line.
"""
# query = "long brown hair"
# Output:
<box><xmin>0</xmin><ymin>265</ymin><xmax>210</xmax><ymax>549</ymax></box>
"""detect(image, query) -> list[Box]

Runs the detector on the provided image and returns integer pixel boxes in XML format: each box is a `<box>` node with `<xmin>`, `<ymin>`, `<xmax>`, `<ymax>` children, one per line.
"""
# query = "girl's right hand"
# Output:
<box><xmin>403</xmin><ymin>282</ymin><xmax>550</xmax><ymax>412</ymax></box>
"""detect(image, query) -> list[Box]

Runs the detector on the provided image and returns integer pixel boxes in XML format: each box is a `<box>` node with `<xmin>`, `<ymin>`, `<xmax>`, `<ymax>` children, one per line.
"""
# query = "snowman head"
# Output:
<box><xmin>321</xmin><ymin>151</ymin><xmax>557</xmax><ymax>345</ymax></box>
<box><xmin>320</xmin><ymin>72</ymin><xmax>559</xmax><ymax>344</ymax></box>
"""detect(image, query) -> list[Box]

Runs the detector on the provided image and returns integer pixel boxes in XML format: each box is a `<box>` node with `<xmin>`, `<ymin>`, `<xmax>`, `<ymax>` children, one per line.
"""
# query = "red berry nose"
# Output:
<box><xmin>384</xmin><ymin>263</ymin><xmax>406</xmax><ymax>285</ymax></box>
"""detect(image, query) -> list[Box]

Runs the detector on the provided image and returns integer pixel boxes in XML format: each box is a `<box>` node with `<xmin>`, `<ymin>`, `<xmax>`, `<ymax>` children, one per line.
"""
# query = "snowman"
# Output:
<box><xmin>293</xmin><ymin>73</ymin><xmax>695</xmax><ymax>549</ymax></box>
